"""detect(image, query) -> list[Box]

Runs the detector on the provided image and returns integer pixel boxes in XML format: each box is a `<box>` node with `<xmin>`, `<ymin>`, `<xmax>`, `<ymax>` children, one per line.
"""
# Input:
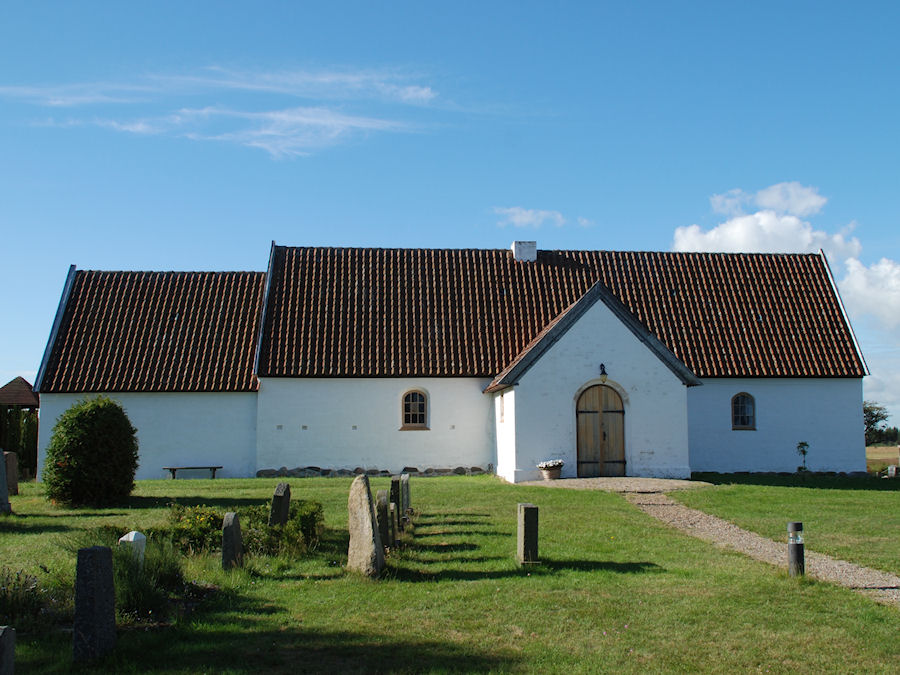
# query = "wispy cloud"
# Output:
<box><xmin>494</xmin><ymin>206</ymin><xmax>565</xmax><ymax>228</ymax></box>
<box><xmin>0</xmin><ymin>66</ymin><xmax>439</xmax><ymax>156</ymax></box>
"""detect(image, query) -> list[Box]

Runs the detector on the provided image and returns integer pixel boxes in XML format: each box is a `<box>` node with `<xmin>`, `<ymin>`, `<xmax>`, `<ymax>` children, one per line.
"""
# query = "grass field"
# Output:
<box><xmin>867</xmin><ymin>444</ymin><xmax>899</xmax><ymax>472</ymax></box>
<box><xmin>3</xmin><ymin>476</ymin><xmax>899</xmax><ymax>673</ymax></box>
<box><xmin>675</xmin><ymin>473</ymin><xmax>900</xmax><ymax>577</ymax></box>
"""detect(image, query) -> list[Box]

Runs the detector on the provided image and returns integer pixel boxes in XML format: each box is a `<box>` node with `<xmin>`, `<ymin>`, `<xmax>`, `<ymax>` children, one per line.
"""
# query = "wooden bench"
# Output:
<box><xmin>163</xmin><ymin>466</ymin><xmax>223</xmax><ymax>480</ymax></box>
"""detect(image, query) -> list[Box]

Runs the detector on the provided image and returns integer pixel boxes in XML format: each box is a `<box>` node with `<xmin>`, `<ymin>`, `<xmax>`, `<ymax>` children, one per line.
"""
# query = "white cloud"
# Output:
<box><xmin>709</xmin><ymin>182</ymin><xmax>827</xmax><ymax>218</ymax></box>
<box><xmin>577</xmin><ymin>217</ymin><xmax>594</xmax><ymax>228</ymax></box>
<box><xmin>672</xmin><ymin>210</ymin><xmax>861</xmax><ymax>261</ymax></box>
<box><xmin>0</xmin><ymin>66</ymin><xmax>438</xmax><ymax>156</ymax></box>
<box><xmin>840</xmin><ymin>258</ymin><xmax>900</xmax><ymax>330</ymax></box>
<box><xmin>494</xmin><ymin>207</ymin><xmax>565</xmax><ymax>228</ymax></box>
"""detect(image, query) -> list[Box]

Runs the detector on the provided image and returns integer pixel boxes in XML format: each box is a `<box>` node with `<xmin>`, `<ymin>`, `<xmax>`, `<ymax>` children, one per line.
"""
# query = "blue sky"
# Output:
<box><xmin>2</xmin><ymin>2</ymin><xmax>898</xmax><ymax>419</ymax></box>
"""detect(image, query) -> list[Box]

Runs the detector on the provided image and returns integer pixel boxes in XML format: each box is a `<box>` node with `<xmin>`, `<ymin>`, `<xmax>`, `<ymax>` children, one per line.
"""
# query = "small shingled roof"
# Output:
<box><xmin>0</xmin><ymin>376</ymin><xmax>39</xmax><ymax>407</ymax></box>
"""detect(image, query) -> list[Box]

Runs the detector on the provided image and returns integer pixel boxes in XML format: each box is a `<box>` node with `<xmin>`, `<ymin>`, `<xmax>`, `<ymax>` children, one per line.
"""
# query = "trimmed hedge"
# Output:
<box><xmin>42</xmin><ymin>396</ymin><xmax>139</xmax><ymax>506</ymax></box>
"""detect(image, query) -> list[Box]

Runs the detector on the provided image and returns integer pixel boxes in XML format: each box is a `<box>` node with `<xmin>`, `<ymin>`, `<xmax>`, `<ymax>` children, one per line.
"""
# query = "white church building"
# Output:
<box><xmin>35</xmin><ymin>242</ymin><xmax>868</xmax><ymax>482</ymax></box>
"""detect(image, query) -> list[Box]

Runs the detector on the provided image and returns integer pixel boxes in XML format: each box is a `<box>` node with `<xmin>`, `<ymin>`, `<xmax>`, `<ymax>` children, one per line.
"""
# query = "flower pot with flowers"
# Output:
<box><xmin>537</xmin><ymin>459</ymin><xmax>564</xmax><ymax>480</ymax></box>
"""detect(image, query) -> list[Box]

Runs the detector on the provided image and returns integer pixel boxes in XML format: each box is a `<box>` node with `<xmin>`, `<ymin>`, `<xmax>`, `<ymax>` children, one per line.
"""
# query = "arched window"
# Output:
<box><xmin>402</xmin><ymin>390</ymin><xmax>428</xmax><ymax>429</ymax></box>
<box><xmin>732</xmin><ymin>393</ymin><xmax>755</xmax><ymax>430</ymax></box>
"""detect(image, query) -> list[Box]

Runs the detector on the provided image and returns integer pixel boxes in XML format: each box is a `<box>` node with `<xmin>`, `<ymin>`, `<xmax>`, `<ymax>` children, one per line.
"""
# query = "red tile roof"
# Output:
<box><xmin>0</xmin><ymin>376</ymin><xmax>39</xmax><ymax>407</ymax></box>
<box><xmin>39</xmin><ymin>271</ymin><xmax>266</xmax><ymax>392</ymax></box>
<box><xmin>257</xmin><ymin>246</ymin><xmax>867</xmax><ymax>379</ymax></box>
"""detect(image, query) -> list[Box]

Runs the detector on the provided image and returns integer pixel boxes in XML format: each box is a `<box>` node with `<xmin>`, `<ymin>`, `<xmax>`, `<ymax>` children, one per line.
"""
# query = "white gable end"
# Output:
<box><xmin>495</xmin><ymin>297</ymin><xmax>690</xmax><ymax>482</ymax></box>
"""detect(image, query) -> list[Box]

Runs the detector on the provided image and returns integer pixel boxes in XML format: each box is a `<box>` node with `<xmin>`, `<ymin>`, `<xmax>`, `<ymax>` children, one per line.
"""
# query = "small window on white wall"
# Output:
<box><xmin>732</xmin><ymin>393</ymin><xmax>755</xmax><ymax>430</ymax></box>
<box><xmin>402</xmin><ymin>390</ymin><xmax>428</xmax><ymax>430</ymax></box>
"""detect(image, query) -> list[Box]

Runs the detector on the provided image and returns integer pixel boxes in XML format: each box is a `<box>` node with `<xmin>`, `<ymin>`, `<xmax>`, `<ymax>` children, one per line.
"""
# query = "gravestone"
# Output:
<box><xmin>0</xmin><ymin>453</ymin><xmax>9</xmax><ymax>515</ymax></box>
<box><xmin>388</xmin><ymin>502</ymin><xmax>398</xmax><ymax>547</ymax></box>
<box><xmin>517</xmin><ymin>503</ymin><xmax>539</xmax><ymax>565</ymax></box>
<box><xmin>0</xmin><ymin>626</ymin><xmax>14</xmax><ymax>675</ymax></box>
<box><xmin>390</xmin><ymin>476</ymin><xmax>402</xmax><ymax>531</ymax></box>
<box><xmin>346</xmin><ymin>475</ymin><xmax>384</xmax><ymax>576</ymax></box>
<box><xmin>73</xmin><ymin>546</ymin><xmax>116</xmax><ymax>662</ymax></box>
<box><xmin>375</xmin><ymin>489</ymin><xmax>390</xmax><ymax>550</ymax></box>
<box><xmin>222</xmin><ymin>512</ymin><xmax>244</xmax><ymax>570</ymax></box>
<box><xmin>3</xmin><ymin>452</ymin><xmax>16</xmax><ymax>496</ymax></box>
<box><xmin>887</xmin><ymin>465</ymin><xmax>899</xmax><ymax>479</ymax></box>
<box><xmin>400</xmin><ymin>473</ymin><xmax>411</xmax><ymax>514</ymax></box>
<box><xmin>269</xmin><ymin>482</ymin><xmax>291</xmax><ymax>526</ymax></box>
<box><xmin>117</xmin><ymin>531</ymin><xmax>146</xmax><ymax>567</ymax></box>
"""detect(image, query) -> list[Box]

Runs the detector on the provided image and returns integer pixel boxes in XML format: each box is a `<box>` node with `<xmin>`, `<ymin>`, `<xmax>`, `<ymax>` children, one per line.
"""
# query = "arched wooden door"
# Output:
<box><xmin>576</xmin><ymin>385</ymin><xmax>625</xmax><ymax>477</ymax></box>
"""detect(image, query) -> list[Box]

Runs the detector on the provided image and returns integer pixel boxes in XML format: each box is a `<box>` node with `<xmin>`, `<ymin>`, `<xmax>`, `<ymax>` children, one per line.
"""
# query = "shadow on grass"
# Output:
<box><xmin>542</xmin><ymin>558</ymin><xmax>663</xmax><ymax>574</ymax></box>
<box><xmin>0</xmin><ymin>520</ymin><xmax>71</xmax><ymax>535</ymax></box>
<box><xmin>386</xmin><ymin>557</ymin><xmax>662</xmax><ymax>582</ymax></box>
<box><xmin>125</xmin><ymin>496</ymin><xmax>271</xmax><ymax>509</ymax></box>
<box><xmin>415</xmin><ymin>512</ymin><xmax>491</xmax><ymax>520</ymax></box>
<box><xmin>44</xmin><ymin>591</ymin><xmax>523</xmax><ymax>674</ymax></box>
<box><xmin>692</xmin><ymin>472</ymin><xmax>900</xmax><ymax>491</ymax></box>
<box><xmin>414</xmin><ymin>528</ymin><xmax>507</xmax><ymax>538</ymax></box>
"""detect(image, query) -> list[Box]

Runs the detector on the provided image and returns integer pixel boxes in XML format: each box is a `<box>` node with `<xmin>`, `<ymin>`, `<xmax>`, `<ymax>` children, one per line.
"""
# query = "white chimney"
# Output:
<box><xmin>510</xmin><ymin>241</ymin><xmax>537</xmax><ymax>262</ymax></box>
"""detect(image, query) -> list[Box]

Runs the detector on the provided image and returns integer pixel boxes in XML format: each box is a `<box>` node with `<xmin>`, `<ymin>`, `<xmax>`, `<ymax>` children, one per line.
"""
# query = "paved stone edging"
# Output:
<box><xmin>625</xmin><ymin>492</ymin><xmax>900</xmax><ymax>606</ymax></box>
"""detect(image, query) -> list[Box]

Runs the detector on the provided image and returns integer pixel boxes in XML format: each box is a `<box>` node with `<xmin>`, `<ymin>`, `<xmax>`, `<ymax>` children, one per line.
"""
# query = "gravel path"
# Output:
<box><xmin>627</xmin><ymin>492</ymin><xmax>900</xmax><ymax>606</ymax></box>
<box><xmin>519</xmin><ymin>477</ymin><xmax>900</xmax><ymax>606</ymax></box>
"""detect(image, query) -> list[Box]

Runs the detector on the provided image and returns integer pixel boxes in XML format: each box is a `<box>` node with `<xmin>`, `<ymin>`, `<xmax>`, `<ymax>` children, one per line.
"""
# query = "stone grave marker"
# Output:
<box><xmin>346</xmin><ymin>475</ymin><xmax>384</xmax><ymax>576</ymax></box>
<box><xmin>269</xmin><ymin>482</ymin><xmax>291</xmax><ymax>526</ymax></box>
<box><xmin>390</xmin><ymin>476</ymin><xmax>402</xmax><ymax>531</ymax></box>
<box><xmin>517</xmin><ymin>503</ymin><xmax>539</xmax><ymax>565</ymax></box>
<box><xmin>3</xmin><ymin>452</ymin><xmax>17</xmax><ymax>497</ymax></box>
<box><xmin>0</xmin><ymin>625</ymin><xmax>14</xmax><ymax>675</ymax></box>
<box><xmin>0</xmin><ymin>454</ymin><xmax>9</xmax><ymax>515</ymax></box>
<box><xmin>375</xmin><ymin>489</ymin><xmax>390</xmax><ymax>550</ymax></box>
<box><xmin>117</xmin><ymin>531</ymin><xmax>146</xmax><ymax>567</ymax></box>
<box><xmin>222</xmin><ymin>512</ymin><xmax>244</xmax><ymax>570</ymax></box>
<box><xmin>73</xmin><ymin>546</ymin><xmax>116</xmax><ymax>662</ymax></box>
<box><xmin>388</xmin><ymin>502</ymin><xmax>398</xmax><ymax>547</ymax></box>
<box><xmin>400</xmin><ymin>473</ymin><xmax>411</xmax><ymax>515</ymax></box>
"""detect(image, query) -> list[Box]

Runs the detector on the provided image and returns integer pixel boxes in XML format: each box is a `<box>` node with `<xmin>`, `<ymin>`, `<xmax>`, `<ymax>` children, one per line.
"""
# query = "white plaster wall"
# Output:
<box><xmin>256</xmin><ymin>377</ymin><xmax>495</xmax><ymax>473</ymax></box>
<box><xmin>37</xmin><ymin>392</ymin><xmax>258</xmax><ymax>480</ymax></box>
<box><xmin>506</xmin><ymin>300</ymin><xmax>691</xmax><ymax>483</ymax></box>
<box><xmin>494</xmin><ymin>389</ymin><xmax>517</xmax><ymax>481</ymax></box>
<box><xmin>688</xmin><ymin>378</ymin><xmax>865</xmax><ymax>473</ymax></box>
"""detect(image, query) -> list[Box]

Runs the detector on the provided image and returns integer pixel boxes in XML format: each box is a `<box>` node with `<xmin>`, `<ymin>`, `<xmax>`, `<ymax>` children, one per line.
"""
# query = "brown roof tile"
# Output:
<box><xmin>257</xmin><ymin>246</ymin><xmax>867</xmax><ymax>379</ymax></box>
<box><xmin>0</xmin><ymin>376</ymin><xmax>39</xmax><ymax>407</ymax></box>
<box><xmin>39</xmin><ymin>270</ymin><xmax>266</xmax><ymax>392</ymax></box>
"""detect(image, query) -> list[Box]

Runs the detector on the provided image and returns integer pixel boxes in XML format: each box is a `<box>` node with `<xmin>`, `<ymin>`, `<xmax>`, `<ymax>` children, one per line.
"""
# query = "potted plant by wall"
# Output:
<box><xmin>537</xmin><ymin>459</ymin><xmax>564</xmax><ymax>480</ymax></box>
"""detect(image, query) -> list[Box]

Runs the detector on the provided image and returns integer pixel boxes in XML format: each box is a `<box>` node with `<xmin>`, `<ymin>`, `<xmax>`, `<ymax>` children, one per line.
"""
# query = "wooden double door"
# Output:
<box><xmin>576</xmin><ymin>385</ymin><xmax>625</xmax><ymax>477</ymax></box>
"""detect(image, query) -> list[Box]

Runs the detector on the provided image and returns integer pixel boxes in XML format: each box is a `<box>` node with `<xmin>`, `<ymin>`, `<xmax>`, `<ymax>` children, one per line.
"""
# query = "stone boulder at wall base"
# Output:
<box><xmin>346</xmin><ymin>475</ymin><xmax>384</xmax><ymax>577</ymax></box>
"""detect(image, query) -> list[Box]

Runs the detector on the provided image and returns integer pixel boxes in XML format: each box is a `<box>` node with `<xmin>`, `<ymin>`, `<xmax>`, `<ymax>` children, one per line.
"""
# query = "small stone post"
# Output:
<box><xmin>222</xmin><ymin>512</ymin><xmax>244</xmax><ymax>570</ymax></box>
<box><xmin>517</xmin><ymin>503</ymin><xmax>539</xmax><ymax>565</ymax></box>
<box><xmin>269</xmin><ymin>482</ymin><xmax>291</xmax><ymax>526</ymax></box>
<box><xmin>376</xmin><ymin>489</ymin><xmax>390</xmax><ymax>550</ymax></box>
<box><xmin>400</xmin><ymin>473</ymin><xmax>411</xmax><ymax>515</ymax></box>
<box><xmin>0</xmin><ymin>453</ymin><xmax>10</xmax><ymax>515</ymax></box>
<box><xmin>788</xmin><ymin>521</ymin><xmax>804</xmax><ymax>577</ymax></box>
<box><xmin>388</xmin><ymin>502</ymin><xmax>398</xmax><ymax>547</ymax></box>
<box><xmin>3</xmin><ymin>452</ymin><xmax>17</xmax><ymax>497</ymax></box>
<box><xmin>347</xmin><ymin>475</ymin><xmax>384</xmax><ymax>576</ymax></box>
<box><xmin>390</xmin><ymin>476</ymin><xmax>402</xmax><ymax>531</ymax></box>
<box><xmin>73</xmin><ymin>546</ymin><xmax>116</xmax><ymax>662</ymax></box>
<box><xmin>117</xmin><ymin>531</ymin><xmax>147</xmax><ymax>567</ymax></box>
<box><xmin>0</xmin><ymin>625</ymin><xmax>14</xmax><ymax>675</ymax></box>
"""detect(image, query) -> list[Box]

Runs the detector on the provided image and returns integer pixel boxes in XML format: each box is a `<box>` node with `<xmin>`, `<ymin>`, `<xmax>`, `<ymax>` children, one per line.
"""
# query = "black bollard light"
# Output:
<box><xmin>788</xmin><ymin>521</ymin><xmax>805</xmax><ymax>577</ymax></box>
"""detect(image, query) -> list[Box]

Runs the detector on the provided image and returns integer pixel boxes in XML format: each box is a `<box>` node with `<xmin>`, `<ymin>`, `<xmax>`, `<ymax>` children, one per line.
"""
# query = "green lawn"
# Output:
<box><xmin>674</xmin><ymin>473</ymin><xmax>900</xmax><ymax>576</ymax></box>
<box><xmin>3</xmin><ymin>476</ymin><xmax>899</xmax><ymax>673</ymax></box>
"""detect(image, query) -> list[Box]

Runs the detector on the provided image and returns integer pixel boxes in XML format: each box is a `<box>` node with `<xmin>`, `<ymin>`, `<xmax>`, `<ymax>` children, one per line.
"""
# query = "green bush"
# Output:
<box><xmin>169</xmin><ymin>504</ymin><xmax>225</xmax><ymax>553</ymax></box>
<box><xmin>41</xmin><ymin>396</ymin><xmax>139</xmax><ymax>507</ymax></box>
<box><xmin>241</xmin><ymin>500</ymin><xmax>324</xmax><ymax>558</ymax></box>
<box><xmin>0</xmin><ymin>567</ymin><xmax>72</xmax><ymax>632</ymax></box>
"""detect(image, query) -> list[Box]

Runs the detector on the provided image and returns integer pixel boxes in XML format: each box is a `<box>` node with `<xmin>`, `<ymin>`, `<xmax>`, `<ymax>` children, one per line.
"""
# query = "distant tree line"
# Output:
<box><xmin>0</xmin><ymin>405</ymin><xmax>38</xmax><ymax>476</ymax></box>
<box><xmin>864</xmin><ymin>400</ymin><xmax>898</xmax><ymax>445</ymax></box>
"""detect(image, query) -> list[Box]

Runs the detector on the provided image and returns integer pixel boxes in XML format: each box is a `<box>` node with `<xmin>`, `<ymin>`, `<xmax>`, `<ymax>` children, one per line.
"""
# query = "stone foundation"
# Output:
<box><xmin>257</xmin><ymin>465</ymin><xmax>491</xmax><ymax>478</ymax></box>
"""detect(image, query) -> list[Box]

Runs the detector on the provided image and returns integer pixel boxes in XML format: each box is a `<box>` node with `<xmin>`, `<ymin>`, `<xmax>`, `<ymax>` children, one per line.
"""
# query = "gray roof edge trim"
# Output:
<box><xmin>488</xmin><ymin>280</ymin><xmax>701</xmax><ymax>391</ymax></box>
<box><xmin>252</xmin><ymin>241</ymin><xmax>278</xmax><ymax>377</ymax></box>
<box><xmin>819</xmin><ymin>249</ymin><xmax>869</xmax><ymax>376</ymax></box>
<box><xmin>35</xmin><ymin>264</ymin><xmax>77</xmax><ymax>393</ymax></box>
